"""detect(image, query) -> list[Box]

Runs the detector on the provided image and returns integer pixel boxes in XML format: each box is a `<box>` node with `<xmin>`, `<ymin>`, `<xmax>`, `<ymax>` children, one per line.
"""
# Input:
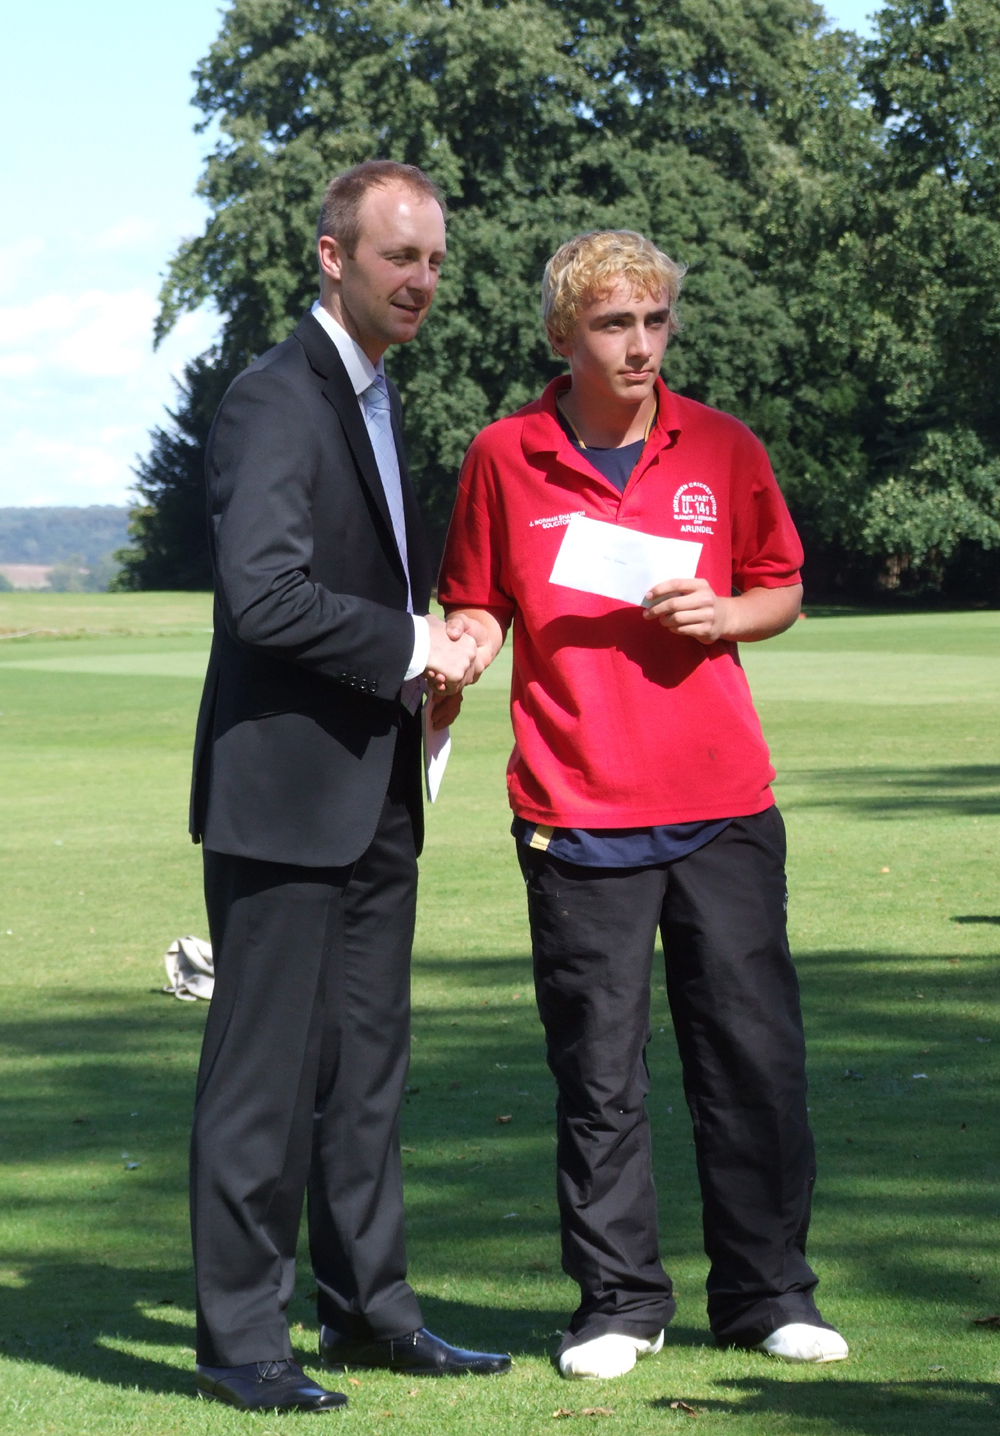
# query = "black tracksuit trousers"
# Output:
<box><xmin>518</xmin><ymin>805</ymin><xmax>828</xmax><ymax>1351</ymax></box>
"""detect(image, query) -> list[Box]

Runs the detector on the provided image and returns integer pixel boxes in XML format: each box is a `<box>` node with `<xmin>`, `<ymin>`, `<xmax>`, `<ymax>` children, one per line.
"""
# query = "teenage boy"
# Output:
<box><xmin>436</xmin><ymin>231</ymin><xmax>847</xmax><ymax>1380</ymax></box>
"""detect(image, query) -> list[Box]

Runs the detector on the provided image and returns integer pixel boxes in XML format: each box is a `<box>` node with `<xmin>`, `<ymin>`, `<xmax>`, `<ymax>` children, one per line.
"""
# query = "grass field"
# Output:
<box><xmin>0</xmin><ymin>592</ymin><xmax>997</xmax><ymax>1435</ymax></box>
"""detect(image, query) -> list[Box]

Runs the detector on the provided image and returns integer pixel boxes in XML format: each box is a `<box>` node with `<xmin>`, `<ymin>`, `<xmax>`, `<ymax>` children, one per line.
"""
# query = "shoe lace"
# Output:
<box><xmin>256</xmin><ymin>1360</ymin><xmax>290</xmax><ymax>1381</ymax></box>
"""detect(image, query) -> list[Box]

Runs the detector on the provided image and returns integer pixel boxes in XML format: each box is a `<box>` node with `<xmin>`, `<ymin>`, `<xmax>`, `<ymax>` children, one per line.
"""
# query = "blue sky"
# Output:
<box><xmin>0</xmin><ymin>0</ymin><xmax>880</xmax><ymax>508</ymax></box>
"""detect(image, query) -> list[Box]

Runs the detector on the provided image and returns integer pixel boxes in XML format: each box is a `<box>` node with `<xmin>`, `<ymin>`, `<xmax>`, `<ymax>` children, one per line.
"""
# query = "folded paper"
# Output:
<box><xmin>549</xmin><ymin>513</ymin><xmax>701</xmax><ymax>607</ymax></box>
<box><xmin>423</xmin><ymin>695</ymin><xmax>451</xmax><ymax>803</ymax></box>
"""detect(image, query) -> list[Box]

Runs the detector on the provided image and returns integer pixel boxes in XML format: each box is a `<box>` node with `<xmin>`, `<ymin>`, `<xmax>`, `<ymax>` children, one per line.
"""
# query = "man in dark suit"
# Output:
<box><xmin>188</xmin><ymin>160</ymin><xmax>510</xmax><ymax>1413</ymax></box>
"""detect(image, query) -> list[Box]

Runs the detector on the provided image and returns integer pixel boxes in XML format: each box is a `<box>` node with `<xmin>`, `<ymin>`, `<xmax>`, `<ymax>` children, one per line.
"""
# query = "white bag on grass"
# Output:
<box><xmin>163</xmin><ymin>936</ymin><xmax>214</xmax><ymax>1002</ymax></box>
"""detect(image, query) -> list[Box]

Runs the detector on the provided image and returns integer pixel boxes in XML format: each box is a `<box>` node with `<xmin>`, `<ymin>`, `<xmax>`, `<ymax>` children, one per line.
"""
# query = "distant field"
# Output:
<box><xmin>0</xmin><ymin>590</ymin><xmax>212</xmax><ymax>639</ymax></box>
<box><xmin>0</xmin><ymin>596</ymin><xmax>997</xmax><ymax>1435</ymax></box>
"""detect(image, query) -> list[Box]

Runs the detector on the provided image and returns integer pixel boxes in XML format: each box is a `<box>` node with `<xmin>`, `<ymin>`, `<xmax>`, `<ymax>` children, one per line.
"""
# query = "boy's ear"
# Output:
<box><xmin>548</xmin><ymin>325</ymin><xmax>572</xmax><ymax>359</ymax></box>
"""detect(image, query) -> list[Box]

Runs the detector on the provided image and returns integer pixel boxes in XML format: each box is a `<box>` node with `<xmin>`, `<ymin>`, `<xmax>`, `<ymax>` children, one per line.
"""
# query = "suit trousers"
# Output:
<box><xmin>518</xmin><ymin>806</ymin><xmax>826</xmax><ymax>1351</ymax></box>
<box><xmin>191</xmin><ymin>759</ymin><xmax>423</xmax><ymax>1366</ymax></box>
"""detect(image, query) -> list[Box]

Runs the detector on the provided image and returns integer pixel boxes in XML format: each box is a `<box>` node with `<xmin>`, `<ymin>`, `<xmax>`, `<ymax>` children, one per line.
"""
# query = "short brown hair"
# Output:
<box><xmin>317</xmin><ymin>161</ymin><xmax>447</xmax><ymax>256</ymax></box>
<box><xmin>542</xmin><ymin>230</ymin><xmax>685</xmax><ymax>345</ymax></box>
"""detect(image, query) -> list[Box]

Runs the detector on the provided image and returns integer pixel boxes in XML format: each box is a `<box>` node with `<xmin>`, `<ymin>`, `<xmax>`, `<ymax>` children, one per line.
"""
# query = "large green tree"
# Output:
<box><xmin>760</xmin><ymin>0</ymin><xmax>1000</xmax><ymax>594</ymax></box>
<box><xmin>154</xmin><ymin>0</ymin><xmax>841</xmax><ymax>534</ymax></box>
<box><xmin>138</xmin><ymin>0</ymin><xmax>998</xmax><ymax>596</ymax></box>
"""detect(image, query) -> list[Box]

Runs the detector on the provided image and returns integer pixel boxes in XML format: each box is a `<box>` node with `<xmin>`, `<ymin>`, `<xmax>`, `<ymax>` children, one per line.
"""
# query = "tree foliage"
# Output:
<box><xmin>140</xmin><ymin>0</ymin><xmax>999</xmax><ymax>597</ymax></box>
<box><xmin>765</xmin><ymin>0</ymin><xmax>1000</xmax><ymax>591</ymax></box>
<box><xmin>114</xmin><ymin>356</ymin><xmax>232</xmax><ymax>591</ymax></box>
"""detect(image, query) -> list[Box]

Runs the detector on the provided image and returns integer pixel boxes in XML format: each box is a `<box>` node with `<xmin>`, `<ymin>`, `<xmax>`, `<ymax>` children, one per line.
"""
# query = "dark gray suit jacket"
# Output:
<box><xmin>190</xmin><ymin>311</ymin><xmax>432</xmax><ymax>867</ymax></box>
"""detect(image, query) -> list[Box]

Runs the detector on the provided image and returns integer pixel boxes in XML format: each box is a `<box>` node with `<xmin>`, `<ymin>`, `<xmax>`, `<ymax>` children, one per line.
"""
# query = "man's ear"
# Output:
<box><xmin>318</xmin><ymin>233</ymin><xmax>345</xmax><ymax>285</ymax></box>
<box><xmin>548</xmin><ymin>326</ymin><xmax>572</xmax><ymax>359</ymax></box>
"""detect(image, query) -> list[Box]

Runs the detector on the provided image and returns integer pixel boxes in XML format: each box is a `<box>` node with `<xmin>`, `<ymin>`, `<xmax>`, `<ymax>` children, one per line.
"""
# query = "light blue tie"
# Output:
<box><xmin>362</xmin><ymin>374</ymin><xmax>422</xmax><ymax>712</ymax></box>
<box><xmin>362</xmin><ymin>374</ymin><xmax>412</xmax><ymax>613</ymax></box>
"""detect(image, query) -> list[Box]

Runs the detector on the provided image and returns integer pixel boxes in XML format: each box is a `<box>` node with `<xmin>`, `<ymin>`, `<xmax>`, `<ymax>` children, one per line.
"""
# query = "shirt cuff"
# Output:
<box><xmin>404</xmin><ymin>614</ymin><xmax>430</xmax><ymax>681</ymax></box>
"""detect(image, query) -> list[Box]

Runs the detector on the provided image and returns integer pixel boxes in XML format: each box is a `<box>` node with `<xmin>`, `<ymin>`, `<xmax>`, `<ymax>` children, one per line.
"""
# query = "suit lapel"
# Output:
<box><xmin>294</xmin><ymin>313</ymin><xmax>399</xmax><ymax>559</ymax></box>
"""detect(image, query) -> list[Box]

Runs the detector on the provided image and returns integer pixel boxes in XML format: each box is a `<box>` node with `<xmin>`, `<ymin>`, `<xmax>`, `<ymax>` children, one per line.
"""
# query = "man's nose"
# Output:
<box><xmin>407</xmin><ymin>262</ymin><xmax>437</xmax><ymax>296</ymax></box>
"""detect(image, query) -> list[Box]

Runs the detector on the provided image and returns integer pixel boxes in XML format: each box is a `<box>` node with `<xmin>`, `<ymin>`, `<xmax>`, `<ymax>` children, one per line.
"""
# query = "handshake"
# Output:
<box><xmin>423</xmin><ymin>612</ymin><xmax>493</xmax><ymax>727</ymax></box>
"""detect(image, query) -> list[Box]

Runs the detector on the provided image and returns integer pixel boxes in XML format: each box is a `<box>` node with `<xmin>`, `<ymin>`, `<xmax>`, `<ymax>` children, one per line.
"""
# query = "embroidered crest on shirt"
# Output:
<box><xmin>672</xmin><ymin>482</ymin><xmax>717</xmax><ymax>535</ymax></box>
<box><xmin>529</xmin><ymin>510</ymin><xmax>586</xmax><ymax>530</ymax></box>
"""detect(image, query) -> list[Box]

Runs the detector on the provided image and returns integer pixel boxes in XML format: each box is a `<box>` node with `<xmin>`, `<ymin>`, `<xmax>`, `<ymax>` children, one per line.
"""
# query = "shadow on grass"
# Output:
<box><xmin>781</xmin><ymin>765</ymin><xmax>1000</xmax><ymax>818</ymax></box>
<box><xmin>652</xmin><ymin>1376</ymin><xmax>999</xmax><ymax>1433</ymax></box>
<box><xmin>953</xmin><ymin>915</ymin><xmax>1000</xmax><ymax>925</ymax></box>
<box><xmin>0</xmin><ymin>1261</ymin><xmax>196</xmax><ymax>1397</ymax></box>
<box><xmin>0</xmin><ymin>1260</ymin><xmax>566</xmax><ymax>1395</ymax></box>
<box><xmin>1</xmin><ymin>958</ymin><xmax>999</xmax><ymax>1396</ymax></box>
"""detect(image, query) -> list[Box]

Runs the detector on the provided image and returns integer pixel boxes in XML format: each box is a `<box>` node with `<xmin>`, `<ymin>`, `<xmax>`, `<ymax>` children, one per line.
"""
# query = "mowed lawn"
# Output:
<box><xmin>0</xmin><ymin>591</ymin><xmax>997</xmax><ymax>1436</ymax></box>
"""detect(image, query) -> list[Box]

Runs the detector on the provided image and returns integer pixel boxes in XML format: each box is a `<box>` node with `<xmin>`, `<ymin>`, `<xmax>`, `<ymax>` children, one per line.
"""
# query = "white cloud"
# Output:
<box><xmin>0</xmin><ymin>354</ymin><xmax>40</xmax><ymax>378</ymax></box>
<box><xmin>91</xmin><ymin>217</ymin><xmax>159</xmax><ymax>252</ymax></box>
<box><xmin>0</xmin><ymin>420</ymin><xmax>149</xmax><ymax>507</ymax></box>
<box><xmin>0</xmin><ymin>289</ymin><xmax>159</xmax><ymax>378</ymax></box>
<box><xmin>0</xmin><ymin>288</ymin><xmax>218</xmax><ymax>505</ymax></box>
<box><xmin>0</xmin><ymin>237</ymin><xmax>47</xmax><ymax>300</ymax></box>
<box><xmin>0</xmin><ymin>429</ymin><xmax>129</xmax><ymax>506</ymax></box>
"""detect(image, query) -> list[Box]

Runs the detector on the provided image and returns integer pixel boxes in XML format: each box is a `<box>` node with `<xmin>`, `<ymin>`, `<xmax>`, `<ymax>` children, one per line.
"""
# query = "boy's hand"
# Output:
<box><xmin>445</xmin><ymin>612</ymin><xmax>494</xmax><ymax>680</ymax></box>
<box><xmin>426</xmin><ymin>615</ymin><xmax>495</xmax><ymax>730</ymax></box>
<box><xmin>430</xmin><ymin>689</ymin><xmax>463</xmax><ymax>730</ymax></box>
<box><xmin>642</xmin><ymin>577</ymin><xmax>728</xmax><ymax>644</ymax></box>
<box><xmin>642</xmin><ymin>578</ymin><xmax>803</xmax><ymax>644</ymax></box>
<box><xmin>424</xmin><ymin>614</ymin><xmax>478</xmax><ymax>693</ymax></box>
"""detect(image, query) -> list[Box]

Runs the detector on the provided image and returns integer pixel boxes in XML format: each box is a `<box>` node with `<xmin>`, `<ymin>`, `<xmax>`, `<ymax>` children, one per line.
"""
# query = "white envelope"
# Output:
<box><xmin>549</xmin><ymin>514</ymin><xmax>702</xmax><ymax>607</ymax></box>
<box><xmin>423</xmin><ymin>694</ymin><xmax>451</xmax><ymax>803</ymax></box>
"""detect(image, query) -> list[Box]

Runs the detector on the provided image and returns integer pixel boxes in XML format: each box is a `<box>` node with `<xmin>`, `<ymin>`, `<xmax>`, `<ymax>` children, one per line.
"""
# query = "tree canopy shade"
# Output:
<box><xmin>137</xmin><ymin>0</ymin><xmax>1000</xmax><ymax>598</ymax></box>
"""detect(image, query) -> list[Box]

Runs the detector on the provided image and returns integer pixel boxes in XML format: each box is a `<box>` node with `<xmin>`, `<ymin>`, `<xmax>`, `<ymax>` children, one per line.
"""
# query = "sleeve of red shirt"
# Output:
<box><xmin>437</xmin><ymin>434</ymin><xmax>517</xmax><ymax>622</ymax></box>
<box><xmin>730</xmin><ymin>437</ymin><xmax>804</xmax><ymax>591</ymax></box>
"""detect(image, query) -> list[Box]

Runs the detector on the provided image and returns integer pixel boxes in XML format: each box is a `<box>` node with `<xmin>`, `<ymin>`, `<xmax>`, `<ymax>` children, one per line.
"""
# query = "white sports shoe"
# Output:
<box><xmin>559</xmin><ymin>1329</ymin><xmax>665</xmax><ymax>1380</ymax></box>
<box><xmin>756</xmin><ymin>1323</ymin><xmax>849</xmax><ymax>1363</ymax></box>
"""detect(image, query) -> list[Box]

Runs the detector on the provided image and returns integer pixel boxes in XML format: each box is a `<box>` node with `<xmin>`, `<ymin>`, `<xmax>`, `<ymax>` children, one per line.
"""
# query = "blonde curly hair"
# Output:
<box><xmin>542</xmin><ymin>230</ymin><xmax>685</xmax><ymax>345</ymax></box>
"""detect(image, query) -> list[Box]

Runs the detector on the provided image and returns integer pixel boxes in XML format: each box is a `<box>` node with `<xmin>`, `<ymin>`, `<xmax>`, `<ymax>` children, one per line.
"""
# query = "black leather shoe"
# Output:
<box><xmin>319</xmin><ymin>1325</ymin><xmax>511</xmax><ymax>1376</ymax></box>
<box><xmin>196</xmin><ymin>1359</ymin><xmax>348</xmax><ymax>1411</ymax></box>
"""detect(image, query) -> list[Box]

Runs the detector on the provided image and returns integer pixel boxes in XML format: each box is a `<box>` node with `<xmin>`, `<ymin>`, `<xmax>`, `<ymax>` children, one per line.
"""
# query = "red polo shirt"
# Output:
<box><xmin>437</xmin><ymin>377</ymin><xmax>803</xmax><ymax>828</ymax></box>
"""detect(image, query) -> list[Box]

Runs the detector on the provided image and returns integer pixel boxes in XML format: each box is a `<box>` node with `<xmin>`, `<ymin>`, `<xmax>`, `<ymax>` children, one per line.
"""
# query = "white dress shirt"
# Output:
<box><xmin>310</xmin><ymin>300</ymin><xmax>430</xmax><ymax>681</ymax></box>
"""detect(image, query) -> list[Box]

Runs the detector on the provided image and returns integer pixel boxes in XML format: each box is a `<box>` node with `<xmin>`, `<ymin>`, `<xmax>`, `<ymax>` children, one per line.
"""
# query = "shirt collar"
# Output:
<box><xmin>310</xmin><ymin>299</ymin><xmax>385</xmax><ymax>397</ymax></box>
<box><xmin>523</xmin><ymin>375</ymin><xmax>682</xmax><ymax>459</ymax></box>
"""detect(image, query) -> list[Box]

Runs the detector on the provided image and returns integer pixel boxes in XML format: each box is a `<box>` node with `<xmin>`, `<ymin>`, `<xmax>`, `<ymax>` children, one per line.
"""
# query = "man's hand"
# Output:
<box><xmin>642</xmin><ymin>577</ymin><xmax>803</xmax><ymax>645</ymax></box>
<box><xmin>425</xmin><ymin>606</ymin><xmax>508</xmax><ymax>720</ymax></box>
<box><xmin>444</xmin><ymin>612</ymin><xmax>494</xmax><ymax>680</ymax></box>
<box><xmin>424</xmin><ymin>614</ymin><xmax>478</xmax><ymax>694</ymax></box>
<box><xmin>425</xmin><ymin>613</ymin><xmax>498</xmax><ymax>730</ymax></box>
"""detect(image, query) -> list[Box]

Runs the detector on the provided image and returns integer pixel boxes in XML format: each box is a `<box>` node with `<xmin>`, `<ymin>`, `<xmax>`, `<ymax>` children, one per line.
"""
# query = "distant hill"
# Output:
<box><xmin>0</xmin><ymin>506</ymin><xmax>131</xmax><ymax>564</ymax></box>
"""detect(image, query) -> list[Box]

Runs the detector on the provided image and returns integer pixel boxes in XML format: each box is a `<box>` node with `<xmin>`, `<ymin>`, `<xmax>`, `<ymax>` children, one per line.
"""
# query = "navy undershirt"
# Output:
<box><xmin>511</xmin><ymin>816</ymin><xmax>732</xmax><ymax>868</ymax></box>
<box><xmin>557</xmin><ymin>407</ymin><xmax>645</xmax><ymax>493</ymax></box>
<box><xmin>511</xmin><ymin>407</ymin><xmax>733</xmax><ymax>868</ymax></box>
